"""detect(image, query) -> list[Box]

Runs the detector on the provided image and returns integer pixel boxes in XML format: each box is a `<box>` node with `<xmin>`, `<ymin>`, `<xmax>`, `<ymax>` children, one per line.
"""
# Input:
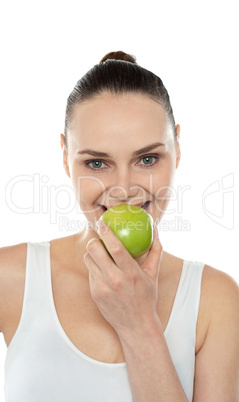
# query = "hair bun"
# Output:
<box><xmin>99</xmin><ymin>51</ymin><xmax>137</xmax><ymax>64</ymax></box>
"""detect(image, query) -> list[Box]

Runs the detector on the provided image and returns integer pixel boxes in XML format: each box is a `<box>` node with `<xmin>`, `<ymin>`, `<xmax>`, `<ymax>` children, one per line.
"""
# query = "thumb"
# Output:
<box><xmin>141</xmin><ymin>227</ymin><xmax>163</xmax><ymax>281</ymax></box>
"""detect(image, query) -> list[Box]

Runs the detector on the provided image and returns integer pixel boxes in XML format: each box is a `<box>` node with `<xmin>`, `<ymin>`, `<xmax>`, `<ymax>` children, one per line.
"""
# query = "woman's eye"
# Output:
<box><xmin>85</xmin><ymin>160</ymin><xmax>107</xmax><ymax>171</ymax></box>
<box><xmin>138</xmin><ymin>155</ymin><xmax>159</xmax><ymax>167</ymax></box>
<box><xmin>84</xmin><ymin>154</ymin><xmax>159</xmax><ymax>172</ymax></box>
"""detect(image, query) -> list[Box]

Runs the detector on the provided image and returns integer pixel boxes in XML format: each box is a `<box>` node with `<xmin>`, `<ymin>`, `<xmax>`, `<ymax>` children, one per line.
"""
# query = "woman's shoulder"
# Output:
<box><xmin>167</xmin><ymin>250</ymin><xmax>238</xmax><ymax>294</ymax></box>
<box><xmin>200</xmin><ymin>263</ymin><xmax>239</xmax><ymax>317</ymax></box>
<box><xmin>0</xmin><ymin>242</ymin><xmax>28</xmax><ymax>280</ymax></box>
<box><xmin>0</xmin><ymin>242</ymin><xmax>28</xmax><ymax>332</ymax></box>
<box><xmin>195</xmin><ymin>262</ymin><xmax>239</xmax><ymax>351</ymax></box>
<box><xmin>164</xmin><ymin>251</ymin><xmax>239</xmax><ymax>320</ymax></box>
<box><xmin>0</xmin><ymin>242</ymin><xmax>27</xmax><ymax>270</ymax></box>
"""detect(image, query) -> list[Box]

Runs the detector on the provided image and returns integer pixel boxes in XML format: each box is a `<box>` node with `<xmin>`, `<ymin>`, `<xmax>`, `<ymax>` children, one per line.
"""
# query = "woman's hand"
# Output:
<box><xmin>84</xmin><ymin>222</ymin><xmax>189</xmax><ymax>401</ymax></box>
<box><xmin>84</xmin><ymin>220</ymin><xmax>163</xmax><ymax>337</ymax></box>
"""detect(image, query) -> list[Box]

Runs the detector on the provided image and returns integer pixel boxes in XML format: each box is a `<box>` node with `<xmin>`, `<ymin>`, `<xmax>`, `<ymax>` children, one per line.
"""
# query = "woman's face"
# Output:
<box><xmin>61</xmin><ymin>91</ymin><xmax>181</xmax><ymax>234</ymax></box>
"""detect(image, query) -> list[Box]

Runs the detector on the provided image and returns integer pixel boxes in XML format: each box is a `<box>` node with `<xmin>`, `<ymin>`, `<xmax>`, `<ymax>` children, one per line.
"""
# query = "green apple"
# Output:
<box><xmin>99</xmin><ymin>204</ymin><xmax>154</xmax><ymax>259</ymax></box>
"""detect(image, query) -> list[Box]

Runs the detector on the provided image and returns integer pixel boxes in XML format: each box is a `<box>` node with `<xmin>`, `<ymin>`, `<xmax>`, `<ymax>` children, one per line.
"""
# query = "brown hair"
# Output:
<box><xmin>64</xmin><ymin>51</ymin><xmax>176</xmax><ymax>147</ymax></box>
<box><xmin>99</xmin><ymin>51</ymin><xmax>137</xmax><ymax>64</ymax></box>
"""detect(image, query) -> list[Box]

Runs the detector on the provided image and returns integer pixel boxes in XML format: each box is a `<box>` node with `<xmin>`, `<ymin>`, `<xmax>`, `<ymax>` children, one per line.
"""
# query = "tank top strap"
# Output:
<box><xmin>178</xmin><ymin>260</ymin><xmax>204</xmax><ymax>305</ymax></box>
<box><xmin>23</xmin><ymin>241</ymin><xmax>51</xmax><ymax>318</ymax></box>
<box><xmin>6</xmin><ymin>241</ymin><xmax>51</xmax><ymax>352</ymax></box>
<box><xmin>165</xmin><ymin>260</ymin><xmax>204</xmax><ymax>338</ymax></box>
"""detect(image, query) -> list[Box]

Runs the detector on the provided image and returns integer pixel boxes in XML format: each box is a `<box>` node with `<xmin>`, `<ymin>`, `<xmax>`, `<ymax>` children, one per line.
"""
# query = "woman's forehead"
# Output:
<box><xmin>69</xmin><ymin>92</ymin><xmax>169</xmax><ymax>142</ymax></box>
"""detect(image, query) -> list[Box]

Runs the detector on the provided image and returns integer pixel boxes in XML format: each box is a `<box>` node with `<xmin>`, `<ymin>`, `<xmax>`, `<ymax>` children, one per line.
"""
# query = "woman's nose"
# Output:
<box><xmin>108</xmin><ymin>171</ymin><xmax>140</xmax><ymax>201</ymax></box>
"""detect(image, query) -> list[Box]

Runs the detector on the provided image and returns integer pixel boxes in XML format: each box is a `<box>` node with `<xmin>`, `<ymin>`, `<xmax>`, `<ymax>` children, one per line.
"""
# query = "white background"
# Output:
<box><xmin>0</xmin><ymin>0</ymin><xmax>238</xmax><ymax>398</ymax></box>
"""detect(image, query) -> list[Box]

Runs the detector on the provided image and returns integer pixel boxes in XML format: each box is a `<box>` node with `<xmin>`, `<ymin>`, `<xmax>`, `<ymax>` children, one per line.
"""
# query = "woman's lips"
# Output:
<box><xmin>99</xmin><ymin>201</ymin><xmax>152</xmax><ymax>214</ymax></box>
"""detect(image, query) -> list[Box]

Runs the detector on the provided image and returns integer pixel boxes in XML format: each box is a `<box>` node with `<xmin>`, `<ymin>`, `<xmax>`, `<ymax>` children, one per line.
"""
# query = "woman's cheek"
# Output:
<box><xmin>72</xmin><ymin>174</ymin><xmax>106</xmax><ymax>210</ymax></box>
<box><xmin>152</xmin><ymin>168</ymin><xmax>176</xmax><ymax>214</ymax></box>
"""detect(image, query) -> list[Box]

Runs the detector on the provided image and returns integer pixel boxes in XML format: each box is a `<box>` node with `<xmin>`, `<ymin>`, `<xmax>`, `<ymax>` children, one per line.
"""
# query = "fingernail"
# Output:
<box><xmin>96</xmin><ymin>220</ymin><xmax>107</xmax><ymax>232</ymax></box>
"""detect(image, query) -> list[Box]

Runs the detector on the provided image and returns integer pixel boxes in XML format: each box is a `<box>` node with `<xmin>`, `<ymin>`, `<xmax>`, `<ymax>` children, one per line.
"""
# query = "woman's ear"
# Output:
<box><xmin>175</xmin><ymin>124</ymin><xmax>181</xmax><ymax>169</ymax></box>
<box><xmin>60</xmin><ymin>134</ymin><xmax>71</xmax><ymax>178</ymax></box>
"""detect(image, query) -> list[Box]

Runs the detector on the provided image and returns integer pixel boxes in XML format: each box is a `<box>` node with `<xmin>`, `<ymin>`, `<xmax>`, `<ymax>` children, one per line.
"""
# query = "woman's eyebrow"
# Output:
<box><xmin>77</xmin><ymin>142</ymin><xmax>165</xmax><ymax>158</ymax></box>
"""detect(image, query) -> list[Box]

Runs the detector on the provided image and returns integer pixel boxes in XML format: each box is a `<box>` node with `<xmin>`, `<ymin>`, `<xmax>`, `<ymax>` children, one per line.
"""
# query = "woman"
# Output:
<box><xmin>1</xmin><ymin>51</ymin><xmax>238</xmax><ymax>401</ymax></box>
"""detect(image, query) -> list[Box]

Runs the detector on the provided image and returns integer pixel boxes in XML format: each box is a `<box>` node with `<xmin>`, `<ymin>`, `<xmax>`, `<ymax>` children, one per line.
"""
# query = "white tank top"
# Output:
<box><xmin>4</xmin><ymin>242</ymin><xmax>204</xmax><ymax>401</ymax></box>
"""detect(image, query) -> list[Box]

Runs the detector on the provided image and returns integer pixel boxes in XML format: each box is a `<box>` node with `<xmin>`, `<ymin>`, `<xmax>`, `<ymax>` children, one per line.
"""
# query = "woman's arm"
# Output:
<box><xmin>118</xmin><ymin>316</ymin><xmax>188</xmax><ymax>401</ymax></box>
<box><xmin>84</xmin><ymin>223</ymin><xmax>188</xmax><ymax>401</ymax></box>
<box><xmin>193</xmin><ymin>267</ymin><xmax>239</xmax><ymax>401</ymax></box>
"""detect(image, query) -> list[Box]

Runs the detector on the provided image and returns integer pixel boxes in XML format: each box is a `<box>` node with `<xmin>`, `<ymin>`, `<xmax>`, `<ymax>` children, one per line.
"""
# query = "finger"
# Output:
<box><xmin>96</xmin><ymin>220</ymin><xmax>135</xmax><ymax>271</ymax></box>
<box><xmin>84</xmin><ymin>252</ymin><xmax>106</xmax><ymax>303</ymax></box>
<box><xmin>86</xmin><ymin>237</ymin><xmax>120</xmax><ymax>276</ymax></box>
<box><xmin>84</xmin><ymin>251</ymin><xmax>102</xmax><ymax>279</ymax></box>
<box><xmin>141</xmin><ymin>227</ymin><xmax>163</xmax><ymax>281</ymax></box>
